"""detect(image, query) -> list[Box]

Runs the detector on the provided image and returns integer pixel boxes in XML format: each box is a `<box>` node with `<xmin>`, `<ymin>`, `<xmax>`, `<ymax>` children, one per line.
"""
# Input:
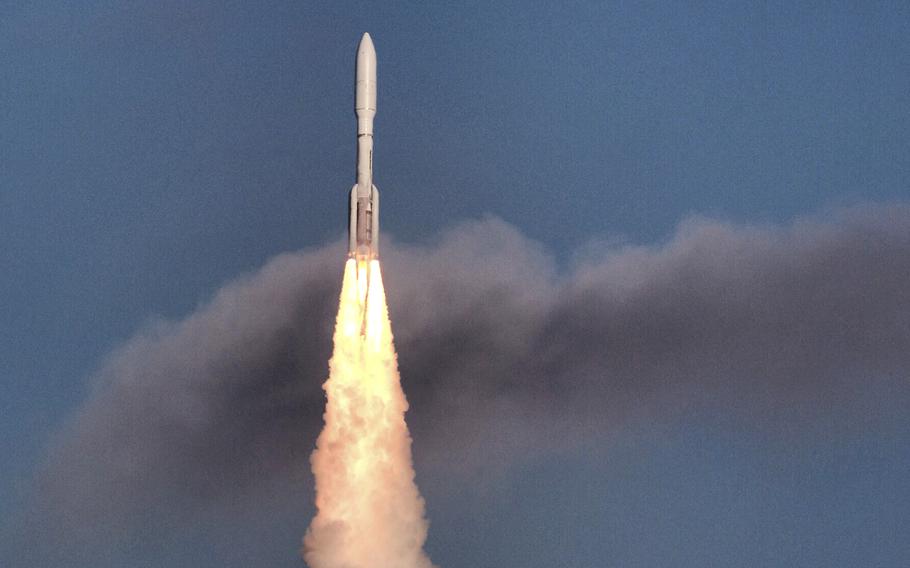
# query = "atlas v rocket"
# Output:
<box><xmin>349</xmin><ymin>33</ymin><xmax>380</xmax><ymax>261</ymax></box>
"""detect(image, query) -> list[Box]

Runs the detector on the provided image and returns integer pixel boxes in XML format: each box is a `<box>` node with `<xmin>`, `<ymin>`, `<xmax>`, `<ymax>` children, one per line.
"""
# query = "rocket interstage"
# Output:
<box><xmin>349</xmin><ymin>32</ymin><xmax>380</xmax><ymax>261</ymax></box>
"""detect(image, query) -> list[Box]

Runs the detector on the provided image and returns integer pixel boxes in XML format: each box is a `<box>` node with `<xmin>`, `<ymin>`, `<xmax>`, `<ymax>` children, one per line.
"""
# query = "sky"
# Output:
<box><xmin>1</xmin><ymin>2</ymin><xmax>909</xmax><ymax>567</ymax></box>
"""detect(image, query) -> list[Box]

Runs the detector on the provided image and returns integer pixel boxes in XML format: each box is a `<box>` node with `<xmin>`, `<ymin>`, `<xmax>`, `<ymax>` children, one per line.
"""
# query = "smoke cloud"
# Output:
<box><xmin>8</xmin><ymin>203</ymin><xmax>910</xmax><ymax>563</ymax></box>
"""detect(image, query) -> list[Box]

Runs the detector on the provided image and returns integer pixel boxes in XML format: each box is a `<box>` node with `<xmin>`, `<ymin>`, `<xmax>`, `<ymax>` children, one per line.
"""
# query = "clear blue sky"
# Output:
<box><xmin>2</xmin><ymin>2</ymin><xmax>908</xmax><ymax>566</ymax></box>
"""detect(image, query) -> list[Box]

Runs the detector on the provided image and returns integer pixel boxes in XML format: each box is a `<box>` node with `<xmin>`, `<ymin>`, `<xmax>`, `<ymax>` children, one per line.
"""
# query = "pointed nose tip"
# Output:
<box><xmin>359</xmin><ymin>32</ymin><xmax>375</xmax><ymax>55</ymax></box>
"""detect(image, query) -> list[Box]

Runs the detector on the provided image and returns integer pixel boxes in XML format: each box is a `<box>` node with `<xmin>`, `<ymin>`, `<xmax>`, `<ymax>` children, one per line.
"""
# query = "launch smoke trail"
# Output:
<box><xmin>303</xmin><ymin>259</ymin><xmax>434</xmax><ymax>568</ymax></box>
<box><xmin>7</xmin><ymin>207</ymin><xmax>910</xmax><ymax>566</ymax></box>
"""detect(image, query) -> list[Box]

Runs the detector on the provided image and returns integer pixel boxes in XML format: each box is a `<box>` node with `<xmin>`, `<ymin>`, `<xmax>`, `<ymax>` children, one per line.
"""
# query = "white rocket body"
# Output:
<box><xmin>349</xmin><ymin>33</ymin><xmax>380</xmax><ymax>260</ymax></box>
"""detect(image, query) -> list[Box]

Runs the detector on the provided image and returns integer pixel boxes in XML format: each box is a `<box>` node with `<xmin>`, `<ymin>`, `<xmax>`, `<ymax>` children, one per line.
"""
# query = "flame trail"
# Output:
<box><xmin>303</xmin><ymin>259</ymin><xmax>435</xmax><ymax>568</ymax></box>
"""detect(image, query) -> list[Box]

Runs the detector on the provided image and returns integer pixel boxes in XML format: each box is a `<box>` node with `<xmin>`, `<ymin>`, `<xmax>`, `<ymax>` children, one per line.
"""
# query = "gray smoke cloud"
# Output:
<box><xmin>7</xmin><ymin>203</ymin><xmax>910</xmax><ymax>564</ymax></box>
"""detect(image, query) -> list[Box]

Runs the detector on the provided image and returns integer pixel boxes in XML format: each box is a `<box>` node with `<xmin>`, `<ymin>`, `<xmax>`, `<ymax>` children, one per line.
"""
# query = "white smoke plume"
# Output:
<box><xmin>303</xmin><ymin>260</ymin><xmax>434</xmax><ymax>568</ymax></box>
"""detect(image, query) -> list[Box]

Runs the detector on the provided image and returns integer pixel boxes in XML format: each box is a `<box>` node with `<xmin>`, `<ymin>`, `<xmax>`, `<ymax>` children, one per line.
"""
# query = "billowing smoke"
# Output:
<box><xmin>7</xmin><ymin>204</ymin><xmax>910</xmax><ymax>563</ymax></box>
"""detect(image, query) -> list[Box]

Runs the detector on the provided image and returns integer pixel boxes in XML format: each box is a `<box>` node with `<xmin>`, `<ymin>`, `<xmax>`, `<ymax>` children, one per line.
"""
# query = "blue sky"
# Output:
<box><xmin>2</xmin><ymin>2</ymin><xmax>909</xmax><ymax>566</ymax></box>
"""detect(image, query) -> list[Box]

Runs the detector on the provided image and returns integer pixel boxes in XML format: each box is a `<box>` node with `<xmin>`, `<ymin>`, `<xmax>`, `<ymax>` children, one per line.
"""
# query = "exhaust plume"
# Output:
<box><xmin>303</xmin><ymin>260</ymin><xmax>434</xmax><ymax>568</ymax></box>
<box><xmin>5</xmin><ymin>205</ymin><xmax>910</xmax><ymax>566</ymax></box>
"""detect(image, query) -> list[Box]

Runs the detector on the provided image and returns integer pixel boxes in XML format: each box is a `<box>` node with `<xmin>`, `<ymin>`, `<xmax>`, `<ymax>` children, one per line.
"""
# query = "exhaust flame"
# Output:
<box><xmin>303</xmin><ymin>259</ymin><xmax>435</xmax><ymax>568</ymax></box>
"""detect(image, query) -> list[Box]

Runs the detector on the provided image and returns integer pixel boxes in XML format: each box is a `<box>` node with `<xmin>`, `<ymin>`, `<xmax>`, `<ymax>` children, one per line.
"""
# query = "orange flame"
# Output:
<box><xmin>303</xmin><ymin>259</ymin><xmax>435</xmax><ymax>568</ymax></box>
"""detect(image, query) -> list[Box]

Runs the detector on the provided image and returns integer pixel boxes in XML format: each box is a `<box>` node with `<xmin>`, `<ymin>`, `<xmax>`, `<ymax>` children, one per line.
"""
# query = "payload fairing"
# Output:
<box><xmin>349</xmin><ymin>33</ymin><xmax>380</xmax><ymax>261</ymax></box>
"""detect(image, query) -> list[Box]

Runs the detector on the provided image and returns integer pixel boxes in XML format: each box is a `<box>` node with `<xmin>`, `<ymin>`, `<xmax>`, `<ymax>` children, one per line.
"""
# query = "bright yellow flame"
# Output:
<box><xmin>303</xmin><ymin>259</ymin><xmax>434</xmax><ymax>568</ymax></box>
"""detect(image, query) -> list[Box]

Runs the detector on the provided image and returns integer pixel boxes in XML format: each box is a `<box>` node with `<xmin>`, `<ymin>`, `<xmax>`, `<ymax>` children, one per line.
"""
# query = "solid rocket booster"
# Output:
<box><xmin>349</xmin><ymin>33</ymin><xmax>380</xmax><ymax>260</ymax></box>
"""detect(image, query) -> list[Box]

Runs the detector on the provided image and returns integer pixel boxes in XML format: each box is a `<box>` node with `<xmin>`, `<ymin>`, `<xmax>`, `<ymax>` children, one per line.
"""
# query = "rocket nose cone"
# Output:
<box><xmin>358</xmin><ymin>33</ymin><xmax>375</xmax><ymax>57</ymax></box>
<box><xmin>356</xmin><ymin>32</ymin><xmax>376</xmax><ymax>88</ymax></box>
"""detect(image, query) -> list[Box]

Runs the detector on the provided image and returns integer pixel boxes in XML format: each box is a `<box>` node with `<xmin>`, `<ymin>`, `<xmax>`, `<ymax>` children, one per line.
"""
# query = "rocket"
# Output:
<box><xmin>349</xmin><ymin>33</ymin><xmax>380</xmax><ymax>261</ymax></box>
